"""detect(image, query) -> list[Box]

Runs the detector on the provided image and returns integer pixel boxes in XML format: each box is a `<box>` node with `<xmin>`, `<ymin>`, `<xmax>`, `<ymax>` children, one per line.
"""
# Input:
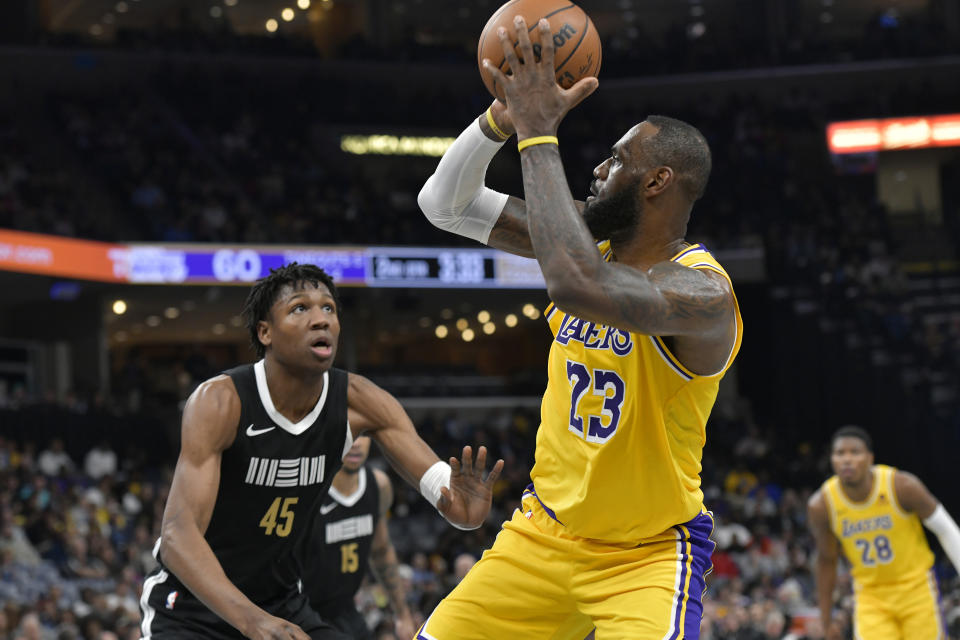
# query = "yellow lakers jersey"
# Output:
<box><xmin>823</xmin><ymin>464</ymin><xmax>933</xmax><ymax>589</ymax></box>
<box><xmin>529</xmin><ymin>241</ymin><xmax>743</xmax><ymax>541</ymax></box>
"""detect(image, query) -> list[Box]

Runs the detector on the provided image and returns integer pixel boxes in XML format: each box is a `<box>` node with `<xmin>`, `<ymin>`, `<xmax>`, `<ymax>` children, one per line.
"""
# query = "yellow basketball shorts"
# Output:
<box><xmin>417</xmin><ymin>485</ymin><xmax>714</xmax><ymax>639</ymax></box>
<box><xmin>853</xmin><ymin>570</ymin><xmax>946</xmax><ymax>640</ymax></box>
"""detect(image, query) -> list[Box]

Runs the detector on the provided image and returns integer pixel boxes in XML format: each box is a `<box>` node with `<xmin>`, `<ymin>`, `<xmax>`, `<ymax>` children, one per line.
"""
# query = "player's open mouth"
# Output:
<box><xmin>310</xmin><ymin>338</ymin><xmax>333</xmax><ymax>358</ymax></box>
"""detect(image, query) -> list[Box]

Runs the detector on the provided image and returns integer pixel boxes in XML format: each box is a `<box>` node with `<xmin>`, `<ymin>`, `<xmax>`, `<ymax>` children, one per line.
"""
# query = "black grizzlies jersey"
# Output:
<box><xmin>306</xmin><ymin>466</ymin><xmax>381</xmax><ymax>612</ymax></box>
<box><xmin>146</xmin><ymin>360</ymin><xmax>351</xmax><ymax>611</ymax></box>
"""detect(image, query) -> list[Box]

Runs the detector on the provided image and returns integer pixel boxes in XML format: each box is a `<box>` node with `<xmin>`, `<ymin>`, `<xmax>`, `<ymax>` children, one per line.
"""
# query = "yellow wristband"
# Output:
<box><xmin>485</xmin><ymin>108</ymin><xmax>511</xmax><ymax>141</ymax></box>
<box><xmin>517</xmin><ymin>135</ymin><xmax>559</xmax><ymax>152</ymax></box>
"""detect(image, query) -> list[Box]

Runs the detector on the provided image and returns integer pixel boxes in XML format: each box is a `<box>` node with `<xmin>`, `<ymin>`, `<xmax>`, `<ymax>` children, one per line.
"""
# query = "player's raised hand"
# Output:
<box><xmin>437</xmin><ymin>445</ymin><xmax>504</xmax><ymax>530</ymax></box>
<box><xmin>482</xmin><ymin>16</ymin><xmax>598</xmax><ymax>140</ymax></box>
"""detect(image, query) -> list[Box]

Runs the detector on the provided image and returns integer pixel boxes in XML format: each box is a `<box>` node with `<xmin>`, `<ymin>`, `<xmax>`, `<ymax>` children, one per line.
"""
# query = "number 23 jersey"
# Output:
<box><xmin>822</xmin><ymin>464</ymin><xmax>933</xmax><ymax>588</ymax></box>
<box><xmin>530</xmin><ymin>242</ymin><xmax>743</xmax><ymax>542</ymax></box>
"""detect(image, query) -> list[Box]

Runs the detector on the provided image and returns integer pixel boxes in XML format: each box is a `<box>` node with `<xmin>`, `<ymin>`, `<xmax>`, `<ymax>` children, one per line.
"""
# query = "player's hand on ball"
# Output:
<box><xmin>482</xmin><ymin>16</ymin><xmax>598</xmax><ymax>139</ymax></box>
<box><xmin>437</xmin><ymin>445</ymin><xmax>504</xmax><ymax>530</ymax></box>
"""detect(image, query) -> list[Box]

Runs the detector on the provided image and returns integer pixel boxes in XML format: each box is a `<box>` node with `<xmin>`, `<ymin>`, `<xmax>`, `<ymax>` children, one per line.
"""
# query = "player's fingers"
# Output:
<box><xmin>485</xmin><ymin>458</ymin><xmax>505</xmax><ymax>486</ymax></box>
<box><xmin>565</xmin><ymin>77</ymin><xmax>600</xmax><ymax>109</ymax></box>
<box><xmin>537</xmin><ymin>19</ymin><xmax>555</xmax><ymax>69</ymax></box>
<box><xmin>449</xmin><ymin>455</ymin><xmax>461</xmax><ymax>477</ymax></box>
<box><xmin>292</xmin><ymin>628</ymin><xmax>310</xmax><ymax>640</ymax></box>
<box><xmin>437</xmin><ymin>486</ymin><xmax>452</xmax><ymax>512</ymax></box>
<box><xmin>482</xmin><ymin>59</ymin><xmax>510</xmax><ymax>94</ymax></box>
<box><xmin>474</xmin><ymin>445</ymin><xmax>488</xmax><ymax>474</ymax></box>
<box><xmin>460</xmin><ymin>445</ymin><xmax>474</xmax><ymax>476</ymax></box>
<box><xmin>512</xmin><ymin>16</ymin><xmax>535</xmax><ymax>67</ymax></box>
<box><xmin>285</xmin><ymin>622</ymin><xmax>309</xmax><ymax>640</ymax></box>
<box><xmin>495</xmin><ymin>26</ymin><xmax>521</xmax><ymax>75</ymax></box>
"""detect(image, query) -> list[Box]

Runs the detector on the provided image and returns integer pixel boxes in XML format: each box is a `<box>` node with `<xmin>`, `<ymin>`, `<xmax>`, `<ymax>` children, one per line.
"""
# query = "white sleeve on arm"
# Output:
<box><xmin>417</xmin><ymin>119</ymin><xmax>509</xmax><ymax>244</ymax></box>
<box><xmin>923</xmin><ymin>504</ymin><xmax>960</xmax><ymax>572</ymax></box>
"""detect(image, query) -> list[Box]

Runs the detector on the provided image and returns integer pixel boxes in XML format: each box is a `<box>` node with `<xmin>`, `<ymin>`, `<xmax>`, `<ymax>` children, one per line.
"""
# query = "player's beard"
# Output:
<box><xmin>582</xmin><ymin>178</ymin><xmax>643</xmax><ymax>244</ymax></box>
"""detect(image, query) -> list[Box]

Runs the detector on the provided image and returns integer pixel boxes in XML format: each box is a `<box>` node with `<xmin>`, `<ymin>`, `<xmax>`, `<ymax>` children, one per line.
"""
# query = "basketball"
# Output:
<box><xmin>477</xmin><ymin>0</ymin><xmax>602</xmax><ymax>102</ymax></box>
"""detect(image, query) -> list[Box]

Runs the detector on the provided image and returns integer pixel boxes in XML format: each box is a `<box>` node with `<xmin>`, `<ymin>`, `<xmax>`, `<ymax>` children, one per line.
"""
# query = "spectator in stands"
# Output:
<box><xmin>83</xmin><ymin>442</ymin><xmax>117</xmax><ymax>481</ymax></box>
<box><xmin>36</xmin><ymin>440</ymin><xmax>73</xmax><ymax>478</ymax></box>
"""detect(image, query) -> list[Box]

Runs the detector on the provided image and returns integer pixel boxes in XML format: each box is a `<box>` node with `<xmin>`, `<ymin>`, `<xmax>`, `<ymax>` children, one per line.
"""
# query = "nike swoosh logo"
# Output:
<box><xmin>246</xmin><ymin>424</ymin><xmax>276</xmax><ymax>437</ymax></box>
<box><xmin>320</xmin><ymin>503</ymin><xmax>337</xmax><ymax>515</ymax></box>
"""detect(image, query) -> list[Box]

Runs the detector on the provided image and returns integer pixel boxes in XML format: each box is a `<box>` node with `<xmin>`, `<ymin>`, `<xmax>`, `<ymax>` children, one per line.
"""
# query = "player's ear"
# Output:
<box><xmin>257</xmin><ymin>320</ymin><xmax>272</xmax><ymax>351</ymax></box>
<box><xmin>645</xmin><ymin>167</ymin><xmax>673</xmax><ymax>196</ymax></box>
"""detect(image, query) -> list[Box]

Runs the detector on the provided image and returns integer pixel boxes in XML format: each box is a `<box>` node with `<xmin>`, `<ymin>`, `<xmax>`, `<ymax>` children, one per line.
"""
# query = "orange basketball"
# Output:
<box><xmin>478</xmin><ymin>0</ymin><xmax>602</xmax><ymax>103</ymax></box>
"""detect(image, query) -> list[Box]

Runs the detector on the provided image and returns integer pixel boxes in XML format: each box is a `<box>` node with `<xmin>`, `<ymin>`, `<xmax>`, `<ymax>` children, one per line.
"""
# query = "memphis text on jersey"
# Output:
<box><xmin>245</xmin><ymin>455</ymin><xmax>327</xmax><ymax>488</ymax></box>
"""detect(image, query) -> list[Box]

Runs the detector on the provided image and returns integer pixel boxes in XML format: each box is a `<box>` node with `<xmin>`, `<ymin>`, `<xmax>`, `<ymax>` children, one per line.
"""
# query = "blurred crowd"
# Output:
<box><xmin>3</xmin><ymin>61</ymin><xmax>958</xmax><ymax>431</ymax></box>
<box><xmin>1</xmin><ymin>400</ymin><xmax>959</xmax><ymax>640</ymax></box>
<box><xmin>39</xmin><ymin>1</ymin><xmax>960</xmax><ymax>76</ymax></box>
<box><xmin>0</xmin><ymin>54</ymin><xmax>956</xmax><ymax>253</ymax></box>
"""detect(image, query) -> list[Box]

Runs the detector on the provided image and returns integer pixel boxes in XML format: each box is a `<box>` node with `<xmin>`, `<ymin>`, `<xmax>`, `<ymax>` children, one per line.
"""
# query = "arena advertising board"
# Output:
<box><xmin>0</xmin><ymin>229</ymin><xmax>547</xmax><ymax>289</ymax></box>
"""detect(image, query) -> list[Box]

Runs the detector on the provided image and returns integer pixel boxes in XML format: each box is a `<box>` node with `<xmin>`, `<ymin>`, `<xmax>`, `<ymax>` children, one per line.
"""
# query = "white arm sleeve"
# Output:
<box><xmin>923</xmin><ymin>504</ymin><xmax>960</xmax><ymax>573</ymax></box>
<box><xmin>417</xmin><ymin>119</ymin><xmax>509</xmax><ymax>244</ymax></box>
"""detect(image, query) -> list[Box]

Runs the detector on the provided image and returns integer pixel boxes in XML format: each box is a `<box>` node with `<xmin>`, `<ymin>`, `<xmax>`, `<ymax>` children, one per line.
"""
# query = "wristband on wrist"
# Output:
<box><xmin>518</xmin><ymin>135</ymin><xmax>559</xmax><ymax>152</ymax></box>
<box><xmin>419</xmin><ymin>461</ymin><xmax>451</xmax><ymax>508</ymax></box>
<box><xmin>485</xmin><ymin>108</ymin><xmax>511</xmax><ymax>141</ymax></box>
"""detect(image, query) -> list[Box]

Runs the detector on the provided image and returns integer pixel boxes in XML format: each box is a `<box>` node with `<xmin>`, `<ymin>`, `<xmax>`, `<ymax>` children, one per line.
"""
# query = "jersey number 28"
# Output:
<box><xmin>855</xmin><ymin>534</ymin><xmax>894</xmax><ymax>565</ymax></box>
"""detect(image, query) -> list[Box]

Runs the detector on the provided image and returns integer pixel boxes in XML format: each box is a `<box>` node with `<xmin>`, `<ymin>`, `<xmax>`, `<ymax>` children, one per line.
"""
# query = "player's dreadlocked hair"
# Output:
<box><xmin>832</xmin><ymin>425</ymin><xmax>873</xmax><ymax>452</ymax></box>
<box><xmin>242</xmin><ymin>263</ymin><xmax>340</xmax><ymax>358</ymax></box>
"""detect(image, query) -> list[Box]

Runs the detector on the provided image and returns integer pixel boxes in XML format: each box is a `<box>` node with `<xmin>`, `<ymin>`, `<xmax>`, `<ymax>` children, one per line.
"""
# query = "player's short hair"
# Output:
<box><xmin>831</xmin><ymin>425</ymin><xmax>873</xmax><ymax>452</ymax></box>
<box><xmin>242</xmin><ymin>263</ymin><xmax>340</xmax><ymax>358</ymax></box>
<box><xmin>642</xmin><ymin>115</ymin><xmax>712</xmax><ymax>202</ymax></box>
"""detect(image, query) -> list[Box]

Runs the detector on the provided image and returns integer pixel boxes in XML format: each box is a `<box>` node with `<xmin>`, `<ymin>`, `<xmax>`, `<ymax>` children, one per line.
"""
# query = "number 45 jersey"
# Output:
<box><xmin>822</xmin><ymin>464</ymin><xmax>934</xmax><ymax>588</ymax></box>
<box><xmin>145</xmin><ymin>361</ymin><xmax>350</xmax><ymax>612</ymax></box>
<box><xmin>530</xmin><ymin>242</ymin><xmax>743</xmax><ymax>542</ymax></box>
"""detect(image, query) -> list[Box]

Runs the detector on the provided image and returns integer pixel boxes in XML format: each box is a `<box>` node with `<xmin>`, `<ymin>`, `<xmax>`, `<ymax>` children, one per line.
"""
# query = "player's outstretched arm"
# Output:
<box><xmin>347</xmin><ymin>373</ymin><xmax>503</xmax><ymax>530</ymax></box>
<box><xmin>895</xmin><ymin>470</ymin><xmax>960</xmax><ymax>573</ymax></box>
<box><xmin>807</xmin><ymin>490</ymin><xmax>843</xmax><ymax>640</ymax></box>
<box><xmin>369</xmin><ymin>469</ymin><xmax>416</xmax><ymax>640</ymax></box>
<box><xmin>159</xmin><ymin>377</ymin><xmax>310</xmax><ymax>640</ymax></box>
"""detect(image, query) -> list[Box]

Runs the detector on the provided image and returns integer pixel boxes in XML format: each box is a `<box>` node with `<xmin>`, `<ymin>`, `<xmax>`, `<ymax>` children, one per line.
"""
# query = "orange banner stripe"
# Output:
<box><xmin>0</xmin><ymin>229</ymin><xmax>124</xmax><ymax>282</ymax></box>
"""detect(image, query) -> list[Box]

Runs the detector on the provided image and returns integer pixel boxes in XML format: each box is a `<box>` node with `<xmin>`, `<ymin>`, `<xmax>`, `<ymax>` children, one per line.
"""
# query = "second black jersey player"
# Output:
<box><xmin>306</xmin><ymin>436</ymin><xmax>415</xmax><ymax>639</ymax></box>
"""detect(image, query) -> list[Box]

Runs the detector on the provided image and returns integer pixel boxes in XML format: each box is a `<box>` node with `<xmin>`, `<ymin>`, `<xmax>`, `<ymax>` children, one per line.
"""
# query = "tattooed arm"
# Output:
<box><xmin>521</xmin><ymin>145</ymin><xmax>735</xmax><ymax>373</ymax></box>
<box><xmin>369</xmin><ymin>468</ymin><xmax>415</xmax><ymax>639</ymax></box>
